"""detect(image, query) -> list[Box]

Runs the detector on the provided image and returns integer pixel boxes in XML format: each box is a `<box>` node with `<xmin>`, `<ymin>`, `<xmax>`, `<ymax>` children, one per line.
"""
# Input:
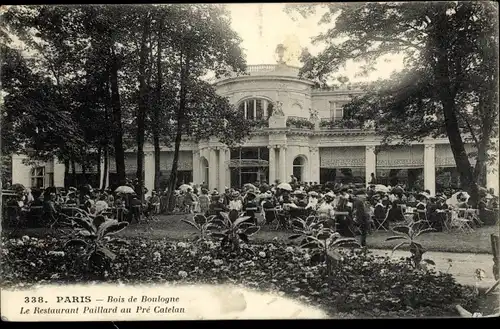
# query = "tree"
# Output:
<box><xmin>286</xmin><ymin>2</ymin><xmax>499</xmax><ymax>204</ymax></box>
<box><xmin>159</xmin><ymin>4</ymin><xmax>247</xmax><ymax>210</ymax></box>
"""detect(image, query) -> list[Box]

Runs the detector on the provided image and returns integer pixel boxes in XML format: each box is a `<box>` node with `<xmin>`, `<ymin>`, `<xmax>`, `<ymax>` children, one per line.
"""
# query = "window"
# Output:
<box><xmin>238</xmin><ymin>98</ymin><xmax>273</xmax><ymax>120</ymax></box>
<box><xmin>31</xmin><ymin>167</ymin><xmax>45</xmax><ymax>188</ymax></box>
<box><xmin>329</xmin><ymin>102</ymin><xmax>344</xmax><ymax>121</ymax></box>
<box><xmin>293</xmin><ymin>156</ymin><xmax>306</xmax><ymax>182</ymax></box>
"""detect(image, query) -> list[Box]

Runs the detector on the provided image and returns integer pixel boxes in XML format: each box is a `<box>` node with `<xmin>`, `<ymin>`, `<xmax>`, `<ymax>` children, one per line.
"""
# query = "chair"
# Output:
<box><xmin>450</xmin><ymin>209</ymin><xmax>474</xmax><ymax>233</ymax></box>
<box><xmin>373</xmin><ymin>209</ymin><xmax>390</xmax><ymax>231</ymax></box>
<box><xmin>416</xmin><ymin>209</ymin><xmax>432</xmax><ymax>229</ymax></box>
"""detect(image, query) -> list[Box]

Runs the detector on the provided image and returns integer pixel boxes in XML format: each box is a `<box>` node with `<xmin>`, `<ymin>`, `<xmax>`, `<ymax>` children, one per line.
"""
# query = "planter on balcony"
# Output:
<box><xmin>286</xmin><ymin>117</ymin><xmax>315</xmax><ymax>130</ymax></box>
<box><xmin>319</xmin><ymin>118</ymin><xmax>364</xmax><ymax>130</ymax></box>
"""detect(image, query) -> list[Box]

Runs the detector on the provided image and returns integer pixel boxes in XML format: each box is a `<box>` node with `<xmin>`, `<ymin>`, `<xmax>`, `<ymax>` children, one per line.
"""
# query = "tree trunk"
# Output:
<box><xmin>153</xmin><ymin>14</ymin><xmax>164</xmax><ymax>193</ymax></box>
<box><xmin>71</xmin><ymin>160</ymin><xmax>76</xmax><ymax>187</ymax></box>
<box><xmin>433</xmin><ymin>10</ymin><xmax>478</xmax><ymax>205</ymax></box>
<box><xmin>136</xmin><ymin>14</ymin><xmax>151</xmax><ymax>202</ymax></box>
<box><xmin>64</xmin><ymin>159</ymin><xmax>69</xmax><ymax>189</ymax></box>
<box><xmin>166</xmin><ymin>49</ymin><xmax>189</xmax><ymax>211</ymax></box>
<box><xmin>82</xmin><ymin>162</ymin><xmax>87</xmax><ymax>184</ymax></box>
<box><xmin>97</xmin><ymin>147</ymin><xmax>102</xmax><ymax>189</ymax></box>
<box><xmin>102</xmin><ymin>146</ymin><xmax>109</xmax><ymax>191</ymax></box>
<box><xmin>109</xmin><ymin>46</ymin><xmax>126</xmax><ymax>186</ymax></box>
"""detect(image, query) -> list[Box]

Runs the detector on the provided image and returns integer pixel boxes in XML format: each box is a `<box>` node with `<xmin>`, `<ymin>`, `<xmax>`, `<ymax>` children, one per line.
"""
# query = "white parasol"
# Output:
<box><xmin>115</xmin><ymin>186</ymin><xmax>135</xmax><ymax>194</ymax></box>
<box><xmin>374</xmin><ymin>184</ymin><xmax>389</xmax><ymax>193</ymax></box>
<box><xmin>277</xmin><ymin>183</ymin><xmax>292</xmax><ymax>191</ymax></box>
<box><xmin>179</xmin><ymin>184</ymin><xmax>191</xmax><ymax>192</ymax></box>
<box><xmin>446</xmin><ymin>191</ymin><xmax>470</xmax><ymax>206</ymax></box>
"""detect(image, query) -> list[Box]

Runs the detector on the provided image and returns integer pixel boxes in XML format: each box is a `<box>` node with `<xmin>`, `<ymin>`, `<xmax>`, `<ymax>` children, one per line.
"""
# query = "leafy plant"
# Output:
<box><xmin>286</xmin><ymin>117</ymin><xmax>315</xmax><ymax>129</ymax></box>
<box><xmin>181</xmin><ymin>214</ymin><xmax>218</xmax><ymax>242</ymax></box>
<box><xmin>209</xmin><ymin>209</ymin><xmax>260</xmax><ymax>254</ymax></box>
<box><xmin>63</xmin><ymin>214</ymin><xmax>129</xmax><ymax>274</ymax></box>
<box><xmin>289</xmin><ymin>216</ymin><xmax>360</xmax><ymax>273</ymax></box>
<box><xmin>386</xmin><ymin>221</ymin><xmax>435</xmax><ymax>269</ymax></box>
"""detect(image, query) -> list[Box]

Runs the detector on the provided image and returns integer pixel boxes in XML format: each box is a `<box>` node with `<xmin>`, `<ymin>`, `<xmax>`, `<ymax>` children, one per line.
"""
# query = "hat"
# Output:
<box><xmin>324</xmin><ymin>191</ymin><xmax>335</xmax><ymax>199</ymax></box>
<box><xmin>418</xmin><ymin>192</ymin><xmax>430</xmax><ymax>199</ymax></box>
<box><xmin>212</xmin><ymin>191</ymin><xmax>219</xmax><ymax>196</ymax></box>
<box><xmin>293</xmin><ymin>190</ymin><xmax>306</xmax><ymax>195</ymax></box>
<box><xmin>231</xmin><ymin>191</ymin><xmax>240</xmax><ymax>197</ymax></box>
<box><xmin>308</xmin><ymin>191</ymin><xmax>318</xmax><ymax>197</ymax></box>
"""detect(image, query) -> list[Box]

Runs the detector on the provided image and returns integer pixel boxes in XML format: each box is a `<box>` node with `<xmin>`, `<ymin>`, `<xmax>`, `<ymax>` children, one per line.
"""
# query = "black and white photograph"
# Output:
<box><xmin>0</xmin><ymin>2</ymin><xmax>499</xmax><ymax>320</ymax></box>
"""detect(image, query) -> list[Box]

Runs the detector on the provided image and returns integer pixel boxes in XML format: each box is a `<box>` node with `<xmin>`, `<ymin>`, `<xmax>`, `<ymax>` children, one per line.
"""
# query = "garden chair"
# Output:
<box><xmin>416</xmin><ymin>209</ymin><xmax>432</xmax><ymax>229</ymax></box>
<box><xmin>373</xmin><ymin>209</ymin><xmax>389</xmax><ymax>231</ymax></box>
<box><xmin>450</xmin><ymin>209</ymin><xmax>474</xmax><ymax>233</ymax></box>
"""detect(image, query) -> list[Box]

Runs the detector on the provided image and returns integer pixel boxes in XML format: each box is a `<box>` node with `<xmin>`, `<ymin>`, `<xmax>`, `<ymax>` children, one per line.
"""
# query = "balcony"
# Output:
<box><xmin>286</xmin><ymin>116</ymin><xmax>315</xmax><ymax>130</ymax></box>
<box><xmin>217</xmin><ymin>64</ymin><xmax>301</xmax><ymax>82</ymax></box>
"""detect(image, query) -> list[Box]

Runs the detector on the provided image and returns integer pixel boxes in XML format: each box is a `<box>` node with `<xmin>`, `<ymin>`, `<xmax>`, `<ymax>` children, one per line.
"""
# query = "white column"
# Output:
<box><xmin>209</xmin><ymin>147</ymin><xmax>217</xmax><ymax>190</ymax></box>
<box><xmin>310</xmin><ymin>147</ymin><xmax>320</xmax><ymax>184</ymax></box>
<box><xmin>486</xmin><ymin>140</ymin><xmax>499</xmax><ymax>194</ymax></box>
<box><xmin>263</xmin><ymin>100</ymin><xmax>268</xmax><ymax>119</ymax></box>
<box><xmin>11</xmin><ymin>154</ymin><xmax>31</xmax><ymax>187</ymax></box>
<box><xmin>225</xmin><ymin>148</ymin><xmax>231</xmax><ymax>189</ymax></box>
<box><xmin>144</xmin><ymin>152</ymin><xmax>155</xmax><ymax>197</ymax></box>
<box><xmin>218</xmin><ymin>147</ymin><xmax>226</xmax><ymax>191</ymax></box>
<box><xmin>53</xmin><ymin>157</ymin><xmax>66</xmax><ymax>188</ymax></box>
<box><xmin>244</xmin><ymin>101</ymin><xmax>247</xmax><ymax>119</ymax></box>
<box><xmin>253</xmin><ymin>99</ymin><xmax>257</xmax><ymax>119</ymax></box>
<box><xmin>192</xmin><ymin>150</ymin><xmax>201</xmax><ymax>185</ymax></box>
<box><xmin>279</xmin><ymin>145</ymin><xmax>287</xmax><ymax>183</ymax></box>
<box><xmin>365</xmin><ymin>146</ymin><xmax>376</xmax><ymax>186</ymax></box>
<box><xmin>424</xmin><ymin>144</ymin><xmax>436</xmax><ymax>195</ymax></box>
<box><xmin>268</xmin><ymin>146</ymin><xmax>276</xmax><ymax>184</ymax></box>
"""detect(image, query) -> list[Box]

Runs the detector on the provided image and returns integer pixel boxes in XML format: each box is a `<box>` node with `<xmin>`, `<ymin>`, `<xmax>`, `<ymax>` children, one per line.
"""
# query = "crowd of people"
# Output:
<box><xmin>3</xmin><ymin>175</ymin><xmax>498</xmax><ymax>246</ymax></box>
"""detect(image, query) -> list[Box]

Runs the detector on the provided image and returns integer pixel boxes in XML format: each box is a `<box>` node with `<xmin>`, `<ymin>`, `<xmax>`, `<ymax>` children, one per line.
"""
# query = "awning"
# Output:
<box><xmin>229</xmin><ymin>159</ymin><xmax>269</xmax><ymax>168</ymax></box>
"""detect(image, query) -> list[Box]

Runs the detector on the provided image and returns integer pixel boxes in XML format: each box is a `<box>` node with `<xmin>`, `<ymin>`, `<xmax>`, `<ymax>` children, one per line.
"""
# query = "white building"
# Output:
<box><xmin>11</xmin><ymin>62</ymin><xmax>499</xmax><ymax>196</ymax></box>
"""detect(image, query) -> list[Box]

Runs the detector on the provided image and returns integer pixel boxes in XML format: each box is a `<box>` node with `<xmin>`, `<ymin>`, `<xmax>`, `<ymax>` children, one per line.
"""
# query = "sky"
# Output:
<box><xmin>227</xmin><ymin>3</ymin><xmax>405</xmax><ymax>83</ymax></box>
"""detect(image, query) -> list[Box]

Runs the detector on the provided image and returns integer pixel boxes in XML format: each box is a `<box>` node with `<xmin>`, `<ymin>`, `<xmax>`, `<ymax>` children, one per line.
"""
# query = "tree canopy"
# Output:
<box><xmin>286</xmin><ymin>2</ymin><xmax>499</xmax><ymax>202</ymax></box>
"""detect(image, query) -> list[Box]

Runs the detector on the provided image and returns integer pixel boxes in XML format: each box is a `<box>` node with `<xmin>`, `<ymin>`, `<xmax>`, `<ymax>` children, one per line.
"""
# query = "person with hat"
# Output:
<box><xmin>198</xmin><ymin>188</ymin><xmax>210</xmax><ymax>215</ymax></box>
<box><xmin>305</xmin><ymin>191</ymin><xmax>319</xmax><ymax>211</ymax></box>
<box><xmin>228</xmin><ymin>191</ymin><xmax>243</xmax><ymax>212</ymax></box>
<box><xmin>353</xmin><ymin>189</ymin><xmax>371</xmax><ymax>247</ymax></box>
<box><xmin>243</xmin><ymin>191</ymin><xmax>259</xmax><ymax>225</ymax></box>
<box><xmin>208</xmin><ymin>192</ymin><xmax>227</xmax><ymax>218</ymax></box>
<box><xmin>317</xmin><ymin>192</ymin><xmax>336</xmax><ymax>228</ymax></box>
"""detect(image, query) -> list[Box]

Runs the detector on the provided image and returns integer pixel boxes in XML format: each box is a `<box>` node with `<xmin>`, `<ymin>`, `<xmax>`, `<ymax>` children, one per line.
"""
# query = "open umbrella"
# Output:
<box><xmin>179</xmin><ymin>184</ymin><xmax>191</xmax><ymax>192</ymax></box>
<box><xmin>243</xmin><ymin>183</ymin><xmax>257</xmax><ymax>192</ymax></box>
<box><xmin>115</xmin><ymin>185</ymin><xmax>135</xmax><ymax>194</ymax></box>
<box><xmin>374</xmin><ymin>184</ymin><xmax>389</xmax><ymax>193</ymax></box>
<box><xmin>277</xmin><ymin>183</ymin><xmax>292</xmax><ymax>191</ymax></box>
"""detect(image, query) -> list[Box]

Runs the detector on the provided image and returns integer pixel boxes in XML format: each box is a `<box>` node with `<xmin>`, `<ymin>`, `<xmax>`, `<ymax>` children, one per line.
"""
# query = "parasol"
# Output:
<box><xmin>243</xmin><ymin>183</ymin><xmax>257</xmax><ymax>192</ymax></box>
<box><xmin>277</xmin><ymin>183</ymin><xmax>292</xmax><ymax>191</ymax></box>
<box><xmin>374</xmin><ymin>184</ymin><xmax>389</xmax><ymax>193</ymax></box>
<box><xmin>179</xmin><ymin>184</ymin><xmax>191</xmax><ymax>192</ymax></box>
<box><xmin>446</xmin><ymin>191</ymin><xmax>470</xmax><ymax>206</ymax></box>
<box><xmin>115</xmin><ymin>186</ymin><xmax>135</xmax><ymax>194</ymax></box>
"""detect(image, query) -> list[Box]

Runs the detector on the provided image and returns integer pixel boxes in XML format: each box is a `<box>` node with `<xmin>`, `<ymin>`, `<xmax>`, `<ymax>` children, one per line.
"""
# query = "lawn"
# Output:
<box><xmin>7</xmin><ymin>213</ymin><xmax>499</xmax><ymax>254</ymax></box>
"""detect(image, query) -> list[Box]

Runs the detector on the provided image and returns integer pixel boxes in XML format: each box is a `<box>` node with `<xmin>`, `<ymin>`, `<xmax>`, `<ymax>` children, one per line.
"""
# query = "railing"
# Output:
<box><xmin>247</xmin><ymin>64</ymin><xmax>279</xmax><ymax>73</ymax></box>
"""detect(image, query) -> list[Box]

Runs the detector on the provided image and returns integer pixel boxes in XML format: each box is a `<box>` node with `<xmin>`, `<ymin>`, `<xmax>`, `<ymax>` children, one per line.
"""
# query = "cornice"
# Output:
<box><xmin>214</xmin><ymin>75</ymin><xmax>315</xmax><ymax>87</ymax></box>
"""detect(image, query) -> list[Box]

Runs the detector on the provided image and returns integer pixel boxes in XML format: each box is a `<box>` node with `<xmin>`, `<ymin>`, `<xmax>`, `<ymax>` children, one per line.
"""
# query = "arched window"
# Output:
<box><xmin>293</xmin><ymin>156</ymin><xmax>306</xmax><ymax>182</ymax></box>
<box><xmin>238</xmin><ymin>98</ymin><xmax>274</xmax><ymax>120</ymax></box>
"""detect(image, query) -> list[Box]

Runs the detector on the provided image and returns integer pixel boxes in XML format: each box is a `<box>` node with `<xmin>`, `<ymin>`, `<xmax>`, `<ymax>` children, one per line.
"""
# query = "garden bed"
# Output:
<box><xmin>0</xmin><ymin>235</ymin><xmax>483</xmax><ymax>318</ymax></box>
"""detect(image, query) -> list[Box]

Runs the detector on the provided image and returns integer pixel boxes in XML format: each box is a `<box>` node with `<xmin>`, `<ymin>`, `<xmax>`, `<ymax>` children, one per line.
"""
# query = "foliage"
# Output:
<box><xmin>286</xmin><ymin>2</ymin><xmax>499</xmax><ymax>205</ymax></box>
<box><xmin>286</xmin><ymin>117</ymin><xmax>315</xmax><ymax>130</ymax></box>
<box><xmin>319</xmin><ymin>118</ymin><xmax>364</xmax><ymax>130</ymax></box>
<box><xmin>63</xmin><ymin>215</ymin><xmax>128</xmax><ymax>275</ymax></box>
<box><xmin>181</xmin><ymin>214</ymin><xmax>218</xmax><ymax>243</ymax></box>
<box><xmin>386</xmin><ymin>221</ymin><xmax>435</xmax><ymax>269</ymax></box>
<box><xmin>209</xmin><ymin>210</ymin><xmax>260</xmax><ymax>254</ymax></box>
<box><xmin>289</xmin><ymin>216</ymin><xmax>360</xmax><ymax>273</ymax></box>
<box><xmin>0</xmin><ymin>236</ymin><xmax>481</xmax><ymax>318</ymax></box>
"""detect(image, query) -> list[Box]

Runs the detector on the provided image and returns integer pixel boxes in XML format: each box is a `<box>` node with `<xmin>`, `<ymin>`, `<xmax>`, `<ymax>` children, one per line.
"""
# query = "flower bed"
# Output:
<box><xmin>0</xmin><ymin>236</ymin><xmax>479</xmax><ymax>318</ymax></box>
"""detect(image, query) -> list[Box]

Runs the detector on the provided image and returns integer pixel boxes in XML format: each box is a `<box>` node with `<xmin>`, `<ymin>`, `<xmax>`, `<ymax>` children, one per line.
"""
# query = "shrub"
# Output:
<box><xmin>0</xmin><ymin>236</ymin><xmax>480</xmax><ymax>318</ymax></box>
<box><xmin>209</xmin><ymin>210</ymin><xmax>260</xmax><ymax>255</ymax></box>
<box><xmin>63</xmin><ymin>215</ymin><xmax>129</xmax><ymax>275</ymax></box>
